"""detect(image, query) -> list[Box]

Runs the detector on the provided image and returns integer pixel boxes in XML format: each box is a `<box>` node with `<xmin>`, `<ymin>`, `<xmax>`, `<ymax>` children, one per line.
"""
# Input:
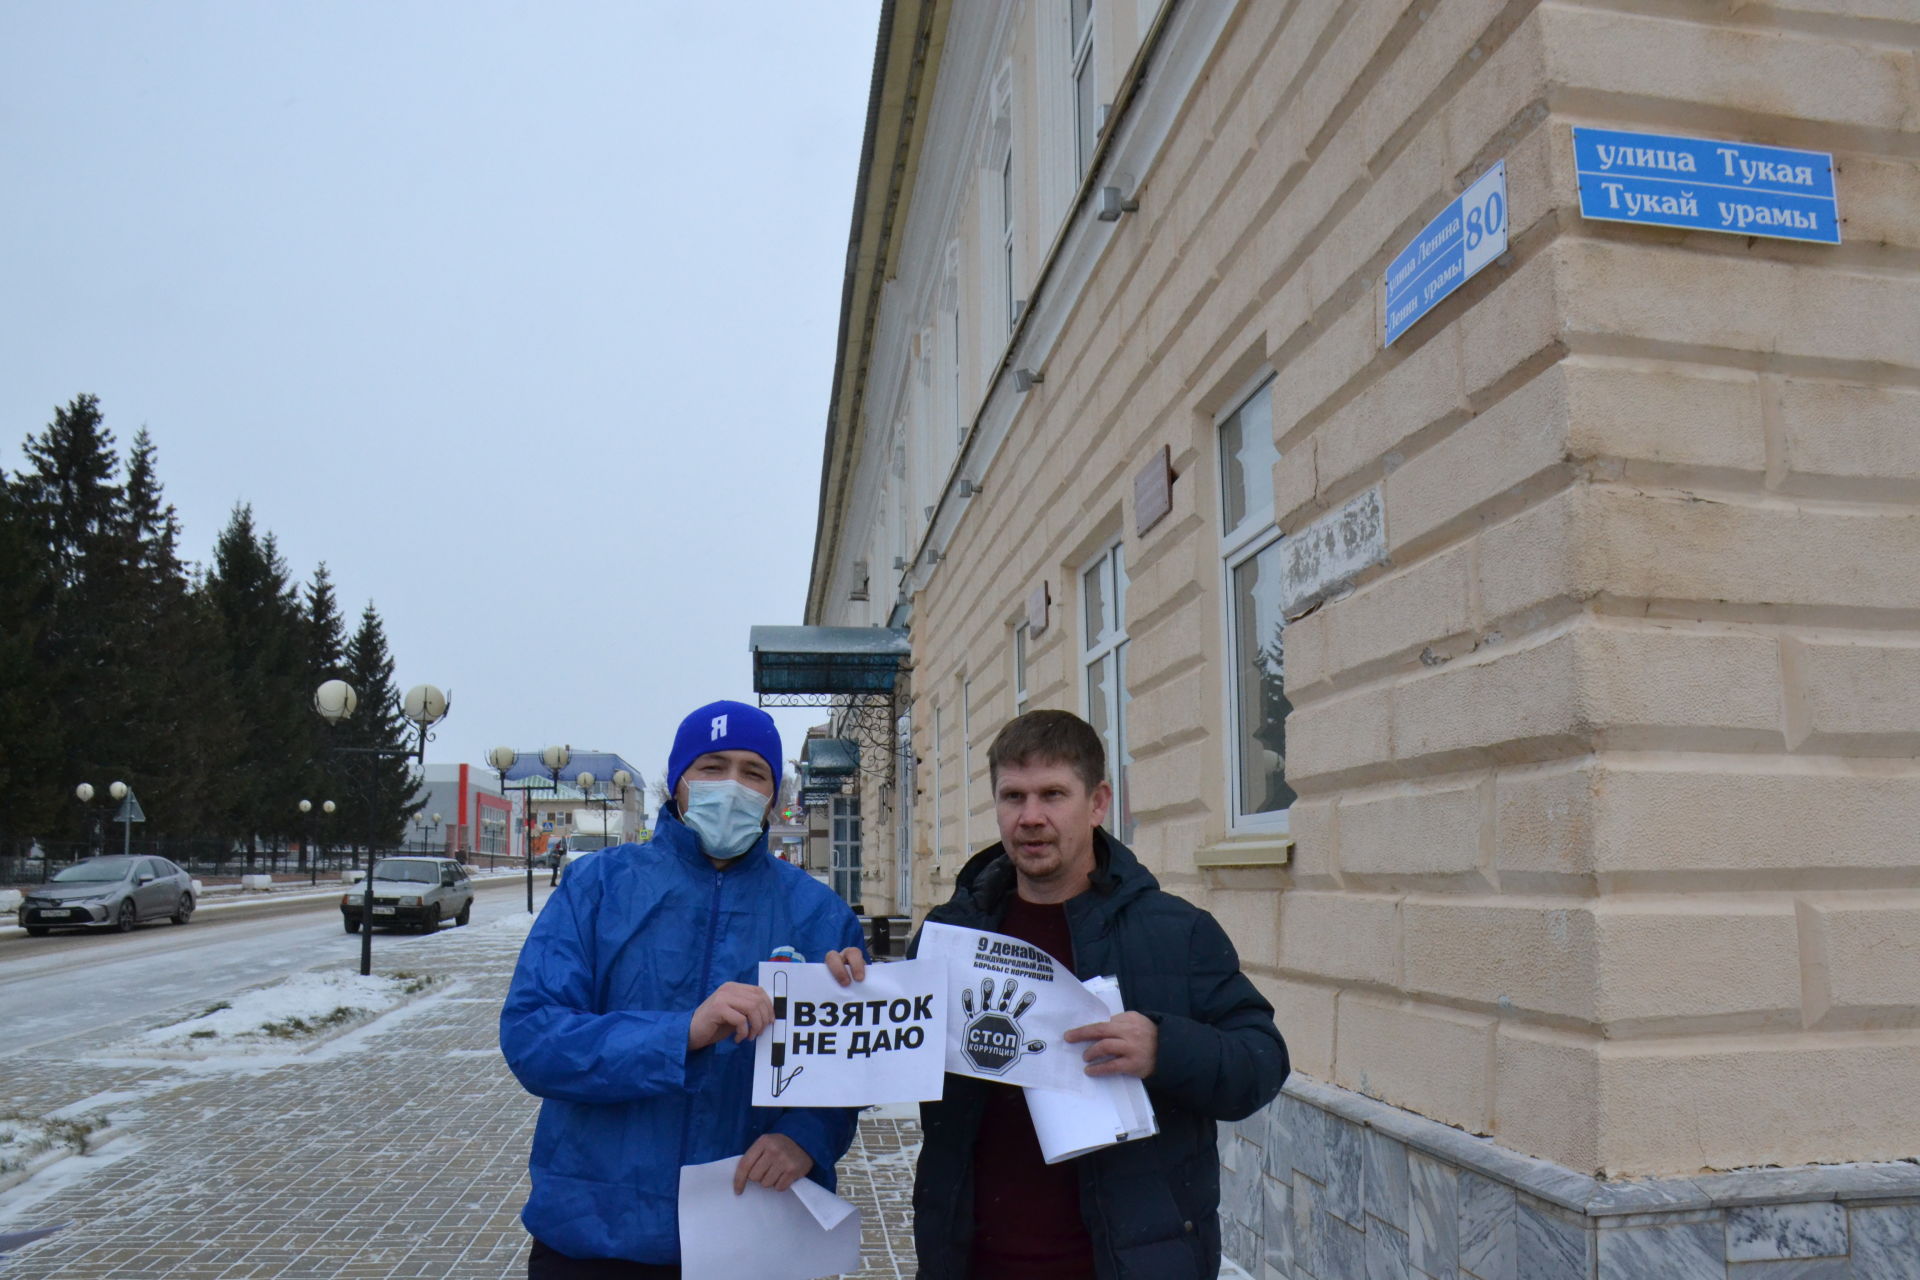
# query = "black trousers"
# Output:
<box><xmin>527</xmin><ymin>1237</ymin><xmax>680</xmax><ymax>1279</ymax></box>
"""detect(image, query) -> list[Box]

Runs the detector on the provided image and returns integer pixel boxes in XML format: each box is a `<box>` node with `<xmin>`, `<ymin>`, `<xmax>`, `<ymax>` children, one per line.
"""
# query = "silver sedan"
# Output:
<box><xmin>17</xmin><ymin>855</ymin><xmax>196</xmax><ymax>936</ymax></box>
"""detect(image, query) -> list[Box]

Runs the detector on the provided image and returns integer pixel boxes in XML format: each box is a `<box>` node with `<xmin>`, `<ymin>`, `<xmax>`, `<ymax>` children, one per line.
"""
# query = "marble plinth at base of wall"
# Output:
<box><xmin>1218</xmin><ymin>1075</ymin><xmax>1920</xmax><ymax>1280</ymax></box>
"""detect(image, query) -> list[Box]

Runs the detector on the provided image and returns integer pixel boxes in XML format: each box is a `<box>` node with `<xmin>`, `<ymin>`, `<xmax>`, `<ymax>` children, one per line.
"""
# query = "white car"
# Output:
<box><xmin>340</xmin><ymin>856</ymin><xmax>473</xmax><ymax>934</ymax></box>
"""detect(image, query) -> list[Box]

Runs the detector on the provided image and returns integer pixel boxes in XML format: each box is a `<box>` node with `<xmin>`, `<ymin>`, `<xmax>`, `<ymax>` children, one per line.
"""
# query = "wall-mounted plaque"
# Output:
<box><xmin>1134</xmin><ymin>445</ymin><xmax>1173</xmax><ymax>536</ymax></box>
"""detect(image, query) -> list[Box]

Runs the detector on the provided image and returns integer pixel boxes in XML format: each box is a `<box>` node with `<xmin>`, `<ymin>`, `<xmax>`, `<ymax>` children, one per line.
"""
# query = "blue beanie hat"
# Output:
<box><xmin>667</xmin><ymin>700</ymin><xmax>783</xmax><ymax>799</ymax></box>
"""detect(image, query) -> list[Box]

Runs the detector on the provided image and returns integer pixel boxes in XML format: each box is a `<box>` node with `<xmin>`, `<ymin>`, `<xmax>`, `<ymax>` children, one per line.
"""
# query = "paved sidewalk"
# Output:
<box><xmin>0</xmin><ymin>915</ymin><xmax>923</xmax><ymax>1279</ymax></box>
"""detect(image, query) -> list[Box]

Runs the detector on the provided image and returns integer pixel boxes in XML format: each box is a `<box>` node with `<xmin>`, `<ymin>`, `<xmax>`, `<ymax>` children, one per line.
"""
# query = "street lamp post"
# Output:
<box><xmin>299</xmin><ymin>799</ymin><xmax>313</xmax><ymax>880</ymax></box>
<box><xmin>612</xmin><ymin>769</ymin><xmax>634</xmax><ymax>847</ymax></box>
<box><xmin>577</xmin><ymin>768</ymin><xmax>634</xmax><ymax>849</ymax></box>
<box><xmin>73</xmin><ymin>783</ymin><xmax>97</xmax><ymax>863</ymax></box>
<box><xmin>299</xmin><ymin>799</ymin><xmax>336</xmax><ymax>886</ymax></box>
<box><xmin>109</xmin><ymin>781</ymin><xmax>132</xmax><ymax>857</ymax></box>
<box><xmin>487</xmin><ymin>746</ymin><xmax>526</xmax><ymax>911</ymax></box>
<box><xmin>314</xmin><ymin>678</ymin><xmax>450</xmax><ymax>977</ymax></box>
<box><xmin>320</xmin><ymin>799</ymin><xmax>335</xmax><ymax>882</ymax></box>
<box><xmin>485</xmin><ymin>745</ymin><xmax>570</xmax><ymax>909</ymax></box>
<box><xmin>71</xmin><ymin>781</ymin><xmax>137</xmax><ymax>862</ymax></box>
<box><xmin>576</xmin><ymin>771</ymin><xmax>597</xmax><ymax>848</ymax></box>
<box><xmin>542</xmin><ymin>746</ymin><xmax>570</xmax><ymax>886</ymax></box>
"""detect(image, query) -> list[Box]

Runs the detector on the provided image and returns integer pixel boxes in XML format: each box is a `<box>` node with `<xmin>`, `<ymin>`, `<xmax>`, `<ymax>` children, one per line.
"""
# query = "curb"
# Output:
<box><xmin>0</xmin><ymin>1126</ymin><xmax>124</xmax><ymax>1198</ymax></box>
<box><xmin>2</xmin><ymin>873</ymin><xmax>536</xmax><ymax>940</ymax></box>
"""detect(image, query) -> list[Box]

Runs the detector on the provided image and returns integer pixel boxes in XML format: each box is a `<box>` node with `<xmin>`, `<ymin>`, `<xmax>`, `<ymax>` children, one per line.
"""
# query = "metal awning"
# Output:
<box><xmin>802</xmin><ymin>738</ymin><xmax>861</xmax><ymax>778</ymax></box>
<box><xmin>750</xmin><ymin>625</ymin><xmax>910</xmax><ymax>696</ymax></box>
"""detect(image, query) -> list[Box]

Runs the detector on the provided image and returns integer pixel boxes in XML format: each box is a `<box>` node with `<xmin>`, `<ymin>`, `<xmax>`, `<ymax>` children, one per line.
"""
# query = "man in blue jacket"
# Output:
<box><xmin>501</xmin><ymin>700</ymin><xmax>868</xmax><ymax>1278</ymax></box>
<box><xmin>912</xmin><ymin>709</ymin><xmax>1288</xmax><ymax>1279</ymax></box>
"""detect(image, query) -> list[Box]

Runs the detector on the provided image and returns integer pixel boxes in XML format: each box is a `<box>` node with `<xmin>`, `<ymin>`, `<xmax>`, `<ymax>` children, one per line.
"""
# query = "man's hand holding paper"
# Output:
<box><xmin>732</xmin><ymin>1132</ymin><xmax>813</xmax><ymax>1194</ymax></box>
<box><xmin>688</xmin><ymin>981</ymin><xmax>774</xmax><ymax>1049</ymax></box>
<box><xmin>1064</xmin><ymin>1009</ymin><xmax>1158</xmax><ymax>1078</ymax></box>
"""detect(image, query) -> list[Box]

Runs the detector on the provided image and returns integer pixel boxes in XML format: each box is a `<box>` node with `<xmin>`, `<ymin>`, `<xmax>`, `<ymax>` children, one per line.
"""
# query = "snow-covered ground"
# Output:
<box><xmin>0</xmin><ymin>1116</ymin><xmax>89</xmax><ymax>1178</ymax></box>
<box><xmin>0</xmin><ymin>880</ymin><xmax>549</xmax><ymax>1060</ymax></box>
<box><xmin>80</xmin><ymin>911</ymin><xmax>537</xmax><ymax>1073</ymax></box>
<box><xmin>129</xmin><ymin>970</ymin><xmax>440</xmax><ymax>1058</ymax></box>
<box><xmin>0</xmin><ymin>1137</ymin><xmax>143</xmax><ymax>1227</ymax></box>
<box><xmin>0</xmin><ymin>915</ymin><xmax>545</xmax><ymax>1213</ymax></box>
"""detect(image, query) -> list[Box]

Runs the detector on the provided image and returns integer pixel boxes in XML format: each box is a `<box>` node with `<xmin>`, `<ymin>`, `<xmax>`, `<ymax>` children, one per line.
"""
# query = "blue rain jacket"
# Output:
<box><xmin>500</xmin><ymin>808</ymin><xmax>867</xmax><ymax>1264</ymax></box>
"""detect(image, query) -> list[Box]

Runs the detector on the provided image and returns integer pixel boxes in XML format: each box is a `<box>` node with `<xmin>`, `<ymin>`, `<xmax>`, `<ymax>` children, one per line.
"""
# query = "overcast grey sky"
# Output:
<box><xmin>1</xmin><ymin>1</ymin><xmax>882</xmax><ymax>793</ymax></box>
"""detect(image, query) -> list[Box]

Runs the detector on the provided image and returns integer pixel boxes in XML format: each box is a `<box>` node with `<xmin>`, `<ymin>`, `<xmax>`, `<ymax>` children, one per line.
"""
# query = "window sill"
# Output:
<box><xmin>1193</xmin><ymin>833</ymin><xmax>1293</xmax><ymax>869</ymax></box>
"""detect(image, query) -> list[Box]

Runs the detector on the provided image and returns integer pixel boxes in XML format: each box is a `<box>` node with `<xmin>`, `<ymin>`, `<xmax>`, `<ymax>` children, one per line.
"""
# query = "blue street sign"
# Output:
<box><xmin>1384</xmin><ymin>161</ymin><xmax>1507</xmax><ymax>346</ymax></box>
<box><xmin>1573</xmin><ymin>127</ymin><xmax>1839</xmax><ymax>245</ymax></box>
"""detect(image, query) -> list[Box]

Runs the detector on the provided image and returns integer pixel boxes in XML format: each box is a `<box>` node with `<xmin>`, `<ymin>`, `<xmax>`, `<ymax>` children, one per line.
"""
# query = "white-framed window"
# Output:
<box><xmin>1013</xmin><ymin>621</ymin><xmax>1031</xmax><ymax>716</ymax></box>
<box><xmin>1071</xmin><ymin>0</ymin><xmax>1096</xmax><ymax>176</ymax></box>
<box><xmin>831</xmin><ymin>796</ymin><xmax>862</xmax><ymax>905</ymax></box>
<box><xmin>1217</xmin><ymin>375</ymin><xmax>1296</xmax><ymax>828</ymax></box>
<box><xmin>1081</xmin><ymin>541</ymin><xmax>1131</xmax><ymax>840</ymax></box>
<box><xmin>1001</xmin><ymin>148</ymin><xmax>1018</xmax><ymax>331</ymax></box>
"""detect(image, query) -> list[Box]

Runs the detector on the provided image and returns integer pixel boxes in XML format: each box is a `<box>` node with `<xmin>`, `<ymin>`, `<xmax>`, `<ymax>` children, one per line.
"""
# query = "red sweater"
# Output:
<box><xmin>967</xmin><ymin>894</ymin><xmax>1095</xmax><ymax>1280</ymax></box>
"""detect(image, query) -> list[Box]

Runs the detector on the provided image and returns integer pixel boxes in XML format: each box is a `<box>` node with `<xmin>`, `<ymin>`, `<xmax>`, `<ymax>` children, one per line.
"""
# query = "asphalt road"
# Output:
<box><xmin>0</xmin><ymin>873</ymin><xmax>553</xmax><ymax>1060</ymax></box>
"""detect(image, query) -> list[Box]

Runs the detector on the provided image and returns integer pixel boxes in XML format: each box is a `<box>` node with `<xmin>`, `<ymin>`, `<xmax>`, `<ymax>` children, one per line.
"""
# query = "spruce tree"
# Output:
<box><xmin>17</xmin><ymin>395</ymin><xmax>121</xmax><ymax>590</ymax></box>
<box><xmin>0</xmin><ymin>469</ymin><xmax>62</xmax><ymax>853</ymax></box>
<box><xmin>14</xmin><ymin>396</ymin><xmax>126</xmax><ymax>837</ymax></box>
<box><xmin>121</xmin><ymin>430</ymin><xmax>180</xmax><ymax>580</ymax></box>
<box><xmin>0</xmin><ymin>399</ymin><xmax>407</xmax><ymax>866</ymax></box>
<box><xmin>299</xmin><ymin>563</ymin><xmax>350</xmax><ymax>861</ymax></box>
<box><xmin>102</xmin><ymin>428</ymin><xmax>204</xmax><ymax>843</ymax></box>
<box><xmin>305</xmin><ymin>563</ymin><xmax>348</xmax><ymax>682</ymax></box>
<box><xmin>203</xmin><ymin>506</ymin><xmax>309</xmax><ymax>862</ymax></box>
<box><xmin>338</xmin><ymin>601</ymin><xmax>421</xmax><ymax>854</ymax></box>
<box><xmin>172</xmin><ymin>582</ymin><xmax>244</xmax><ymax>854</ymax></box>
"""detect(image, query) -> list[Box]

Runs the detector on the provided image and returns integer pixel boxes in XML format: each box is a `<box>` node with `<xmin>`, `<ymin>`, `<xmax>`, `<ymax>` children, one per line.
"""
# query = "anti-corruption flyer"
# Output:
<box><xmin>750</xmin><ymin>959</ymin><xmax>947</xmax><ymax>1108</ymax></box>
<box><xmin>916</xmin><ymin>921</ymin><xmax>1117</xmax><ymax>1096</ymax></box>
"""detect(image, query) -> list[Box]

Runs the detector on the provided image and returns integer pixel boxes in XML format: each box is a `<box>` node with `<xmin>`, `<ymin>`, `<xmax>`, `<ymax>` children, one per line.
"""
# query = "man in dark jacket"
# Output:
<box><xmin>501</xmin><ymin>700</ymin><xmax>868</xmax><ymax>1278</ymax></box>
<box><xmin>912</xmin><ymin>709</ymin><xmax>1288</xmax><ymax>1280</ymax></box>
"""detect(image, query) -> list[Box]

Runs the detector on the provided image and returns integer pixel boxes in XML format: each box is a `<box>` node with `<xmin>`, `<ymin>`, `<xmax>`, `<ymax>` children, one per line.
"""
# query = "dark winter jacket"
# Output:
<box><xmin>910</xmin><ymin>830</ymin><xmax>1289</xmax><ymax>1279</ymax></box>
<box><xmin>499</xmin><ymin>808</ymin><xmax>866</xmax><ymax>1264</ymax></box>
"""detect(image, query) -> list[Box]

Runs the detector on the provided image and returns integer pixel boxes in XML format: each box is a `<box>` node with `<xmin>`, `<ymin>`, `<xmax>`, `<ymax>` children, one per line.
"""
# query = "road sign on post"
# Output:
<box><xmin>1384</xmin><ymin>161</ymin><xmax>1508</xmax><ymax>346</ymax></box>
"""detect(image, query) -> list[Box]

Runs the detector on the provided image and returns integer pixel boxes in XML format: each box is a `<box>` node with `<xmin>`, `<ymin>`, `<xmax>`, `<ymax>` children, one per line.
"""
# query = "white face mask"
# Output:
<box><xmin>681</xmin><ymin>779</ymin><xmax>769</xmax><ymax>859</ymax></box>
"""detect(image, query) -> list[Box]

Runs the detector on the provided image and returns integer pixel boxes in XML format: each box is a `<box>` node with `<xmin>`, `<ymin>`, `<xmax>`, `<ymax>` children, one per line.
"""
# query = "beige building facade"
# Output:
<box><xmin>805</xmin><ymin>1</ymin><xmax>1920</xmax><ymax>1273</ymax></box>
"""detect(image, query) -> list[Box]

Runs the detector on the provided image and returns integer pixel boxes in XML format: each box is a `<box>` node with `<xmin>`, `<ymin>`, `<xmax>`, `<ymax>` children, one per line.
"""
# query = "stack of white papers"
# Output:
<box><xmin>677</xmin><ymin>1157</ymin><xmax>862</xmax><ymax>1280</ymax></box>
<box><xmin>1023</xmin><ymin>975</ymin><xmax>1158</xmax><ymax>1163</ymax></box>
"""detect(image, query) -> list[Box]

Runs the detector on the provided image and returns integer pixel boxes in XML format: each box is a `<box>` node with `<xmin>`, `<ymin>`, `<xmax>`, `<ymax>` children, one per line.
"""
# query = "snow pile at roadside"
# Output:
<box><xmin>132</xmin><ymin>970</ymin><xmax>438</xmax><ymax>1058</ymax></box>
<box><xmin>0</xmin><ymin>1115</ymin><xmax>98</xmax><ymax>1177</ymax></box>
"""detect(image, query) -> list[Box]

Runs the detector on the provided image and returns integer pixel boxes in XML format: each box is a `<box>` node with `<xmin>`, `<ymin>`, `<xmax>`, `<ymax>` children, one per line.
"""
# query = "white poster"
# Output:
<box><xmin>677</xmin><ymin>1157</ymin><xmax>862</xmax><ymax>1280</ymax></box>
<box><xmin>1024</xmin><ymin>975</ymin><xmax>1158</xmax><ymax>1163</ymax></box>
<box><xmin>751</xmin><ymin>959</ymin><xmax>948</xmax><ymax>1108</ymax></box>
<box><xmin>916</xmin><ymin>921</ymin><xmax>1116</xmax><ymax>1095</ymax></box>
